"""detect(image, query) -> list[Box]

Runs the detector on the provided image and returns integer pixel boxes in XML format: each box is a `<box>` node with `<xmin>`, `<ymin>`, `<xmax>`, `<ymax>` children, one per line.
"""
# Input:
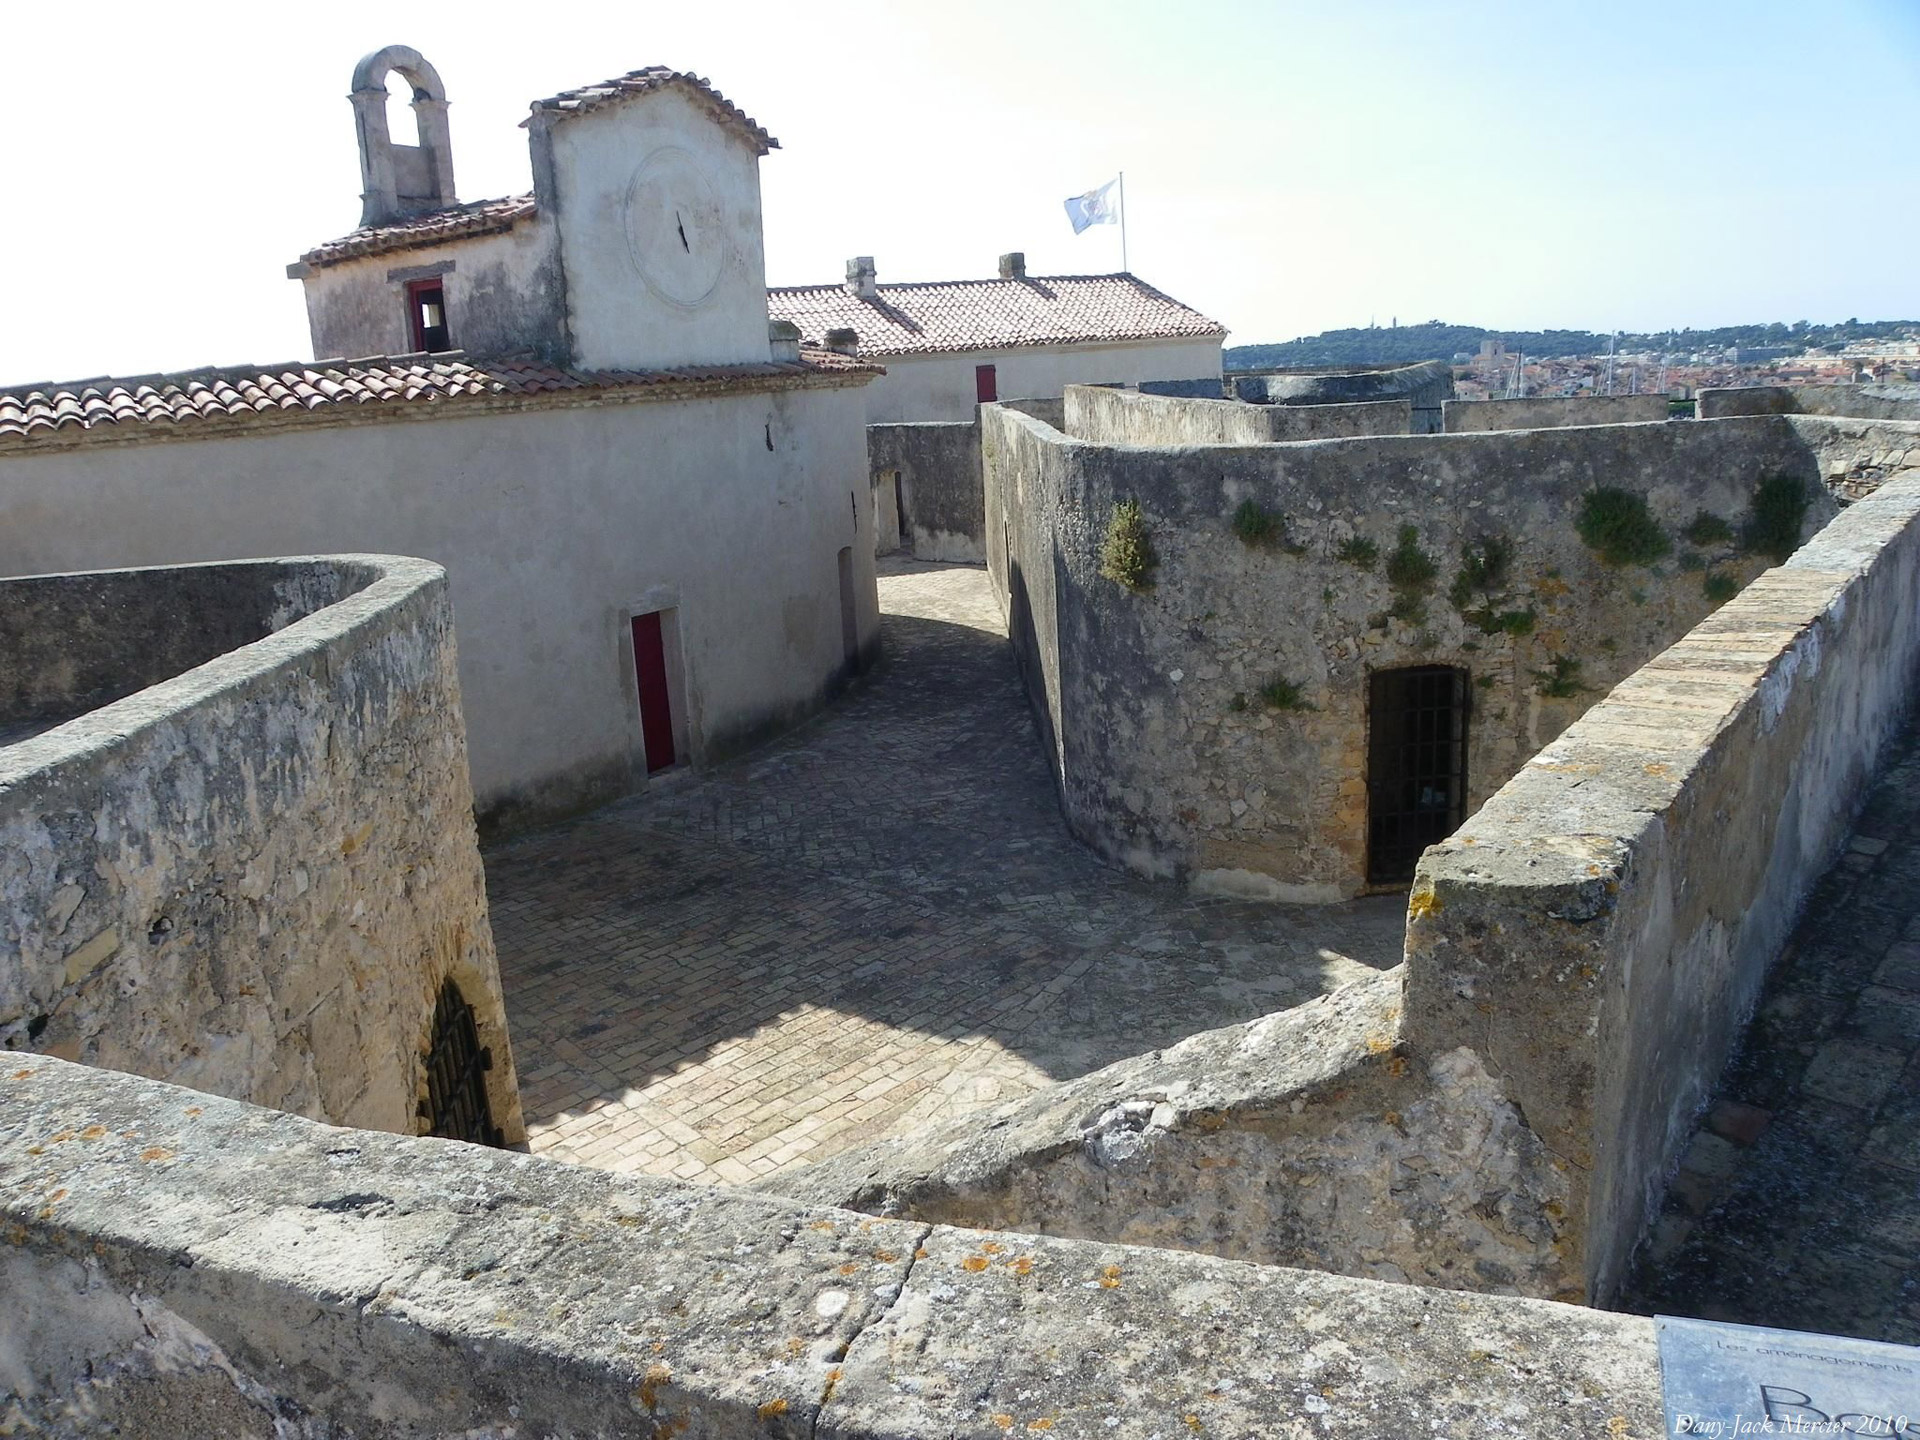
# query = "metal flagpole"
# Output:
<box><xmin>1118</xmin><ymin>171</ymin><xmax>1128</xmax><ymax>273</ymax></box>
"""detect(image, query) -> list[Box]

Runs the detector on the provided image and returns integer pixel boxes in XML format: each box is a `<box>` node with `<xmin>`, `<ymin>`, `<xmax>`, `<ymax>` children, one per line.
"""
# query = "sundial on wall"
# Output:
<box><xmin>623</xmin><ymin>147</ymin><xmax>729</xmax><ymax>309</ymax></box>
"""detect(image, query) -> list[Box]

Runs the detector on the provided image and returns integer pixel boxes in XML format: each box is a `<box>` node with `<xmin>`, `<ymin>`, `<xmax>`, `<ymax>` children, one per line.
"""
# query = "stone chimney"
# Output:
<box><xmin>844</xmin><ymin>257</ymin><xmax>878</xmax><ymax>302</ymax></box>
<box><xmin>768</xmin><ymin>320</ymin><xmax>802</xmax><ymax>363</ymax></box>
<box><xmin>824</xmin><ymin>328</ymin><xmax>860</xmax><ymax>358</ymax></box>
<box><xmin>998</xmin><ymin>252</ymin><xmax>1027</xmax><ymax>280</ymax></box>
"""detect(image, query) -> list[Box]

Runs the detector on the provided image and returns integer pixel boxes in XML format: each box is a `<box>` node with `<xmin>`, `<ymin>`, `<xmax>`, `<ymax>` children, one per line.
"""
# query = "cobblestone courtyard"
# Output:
<box><xmin>1624</xmin><ymin>713</ymin><xmax>1920</xmax><ymax>1343</ymax></box>
<box><xmin>486</xmin><ymin>561</ymin><xmax>1403</xmax><ymax>1183</ymax></box>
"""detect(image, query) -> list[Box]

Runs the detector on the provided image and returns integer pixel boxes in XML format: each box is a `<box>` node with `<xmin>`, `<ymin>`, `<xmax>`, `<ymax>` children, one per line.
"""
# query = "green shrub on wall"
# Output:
<box><xmin>1684</xmin><ymin>510</ymin><xmax>1735</xmax><ymax>547</ymax></box>
<box><xmin>1258</xmin><ymin>676</ymin><xmax>1315</xmax><ymax>712</ymax></box>
<box><xmin>1743</xmin><ymin>474</ymin><xmax>1809</xmax><ymax>563</ymax></box>
<box><xmin>1231</xmin><ymin>500</ymin><xmax>1305</xmax><ymax>552</ymax></box>
<box><xmin>1099</xmin><ymin>499</ymin><xmax>1157</xmax><ymax>592</ymax></box>
<box><xmin>1576</xmin><ymin>488</ymin><xmax>1671</xmax><ymax>567</ymax></box>
<box><xmin>1532</xmin><ymin>654</ymin><xmax>1585</xmax><ymax>698</ymax></box>
<box><xmin>1448</xmin><ymin>533</ymin><xmax>1538</xmax><ymax>636</ymax></box>
<box><xmin>1336</xmin><ymin>536</ymin><xmax>1378</xmax><ymax>569</ymax></box>
<box><xmin>1383</xmin><ymin>525</ymin><xmax>1438</xmax><ymax>625</ymax></box>
<box><xmin>1702</xmin><ymin>570</ymin><xmax>1740</xmax><ymax>604</ymax></box>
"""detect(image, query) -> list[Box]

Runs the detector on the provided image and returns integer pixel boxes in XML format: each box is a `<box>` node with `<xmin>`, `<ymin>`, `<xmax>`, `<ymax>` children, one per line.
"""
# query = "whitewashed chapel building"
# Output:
<box><xmin>0</xmin><ymin>48</ymin><xmax>882</xmax><ymax>831</ymax></box>
<box><xmin>770</xmin><ymin>252</ymin><xmax>1227</xmax><ymax>422</ymax></box>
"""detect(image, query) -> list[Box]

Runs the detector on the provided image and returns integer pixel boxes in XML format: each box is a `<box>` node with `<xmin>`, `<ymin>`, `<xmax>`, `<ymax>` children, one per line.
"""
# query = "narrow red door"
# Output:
<box><xmin>975</xmin><ymin>363</ymin><xmax>998</xmax><ymax>403</ymax></box>
<box><xmin>630</xmin><ymin>612</ymin><xmax>676</xmax><ymax>774</ymax></box>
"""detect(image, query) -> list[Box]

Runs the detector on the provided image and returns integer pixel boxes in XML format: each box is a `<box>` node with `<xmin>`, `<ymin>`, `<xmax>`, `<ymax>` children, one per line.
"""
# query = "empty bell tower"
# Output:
<box><xmin>350</xmin><ymin>45</ymin><xmax>458</xmax><ymax>227</ymax></box>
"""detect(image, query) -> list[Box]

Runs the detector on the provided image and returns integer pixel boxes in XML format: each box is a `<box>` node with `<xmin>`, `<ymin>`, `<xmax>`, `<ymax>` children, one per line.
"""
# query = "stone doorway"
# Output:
<box><xmin>423</xmin><ymin>979</ymin><xmax>504</xmax><ymax>1147</ymax></box>
<box><xmin>1366</xmin><ymin>665</ymin><xmax>1469</xmax><ymax>885</ymax></box>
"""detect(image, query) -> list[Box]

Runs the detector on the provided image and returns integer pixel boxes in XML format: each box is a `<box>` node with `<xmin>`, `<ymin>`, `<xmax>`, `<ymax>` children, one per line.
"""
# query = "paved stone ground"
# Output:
<box><xmin>1621</xmin><ymin>713</ymin><xmax>1920</xmax><ymax>1343</ymax></box>
<box><xmin>486</xmin><ymin>560</ymin><xmax>1403</xmax><ymax>1184</ymax></box>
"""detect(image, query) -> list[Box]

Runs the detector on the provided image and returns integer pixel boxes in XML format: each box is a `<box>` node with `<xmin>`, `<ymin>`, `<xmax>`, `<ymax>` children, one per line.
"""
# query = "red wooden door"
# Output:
<box><xmin>975</xmin><ymin>364</ymin><xmax>998</xmax><ymax>403</ymax></box>
<box><xmin>630</xmin><ymin>612</ymin><xmax>676</xmax><ymax>774</ymax></box>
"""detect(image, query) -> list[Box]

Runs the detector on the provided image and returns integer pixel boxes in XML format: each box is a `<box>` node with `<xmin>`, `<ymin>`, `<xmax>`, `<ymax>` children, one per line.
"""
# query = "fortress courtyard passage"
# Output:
<box><xmin>485</xmin><ymin>560</ymin><xmax>1404</xmax><ymax>1183</ymax></box>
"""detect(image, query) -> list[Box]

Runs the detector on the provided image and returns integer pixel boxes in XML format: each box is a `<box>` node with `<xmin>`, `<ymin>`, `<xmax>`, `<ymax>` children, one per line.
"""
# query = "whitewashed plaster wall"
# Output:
<box><xmin>0</xmin><ymin>388</ymin><xmax>878</xmax><ymax>831</ymax></box>
<box><xmin>541</xmin><ymin>87</ymin><xmax>774</xmax><ymax>370</ymax></box>
<box><xmin>297</xmin><ymin>219</ymin><xmax>566</xmax><ymax>363</ymax></box>
<box><xmin>863</xmin><ymin>338</ymin><xmax>1224</xmax><ymax>423</ymax></box>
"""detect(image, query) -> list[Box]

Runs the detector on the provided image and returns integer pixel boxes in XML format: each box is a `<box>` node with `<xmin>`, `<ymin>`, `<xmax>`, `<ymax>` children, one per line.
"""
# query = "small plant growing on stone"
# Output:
<box><xmin>1677</xmin><ymin>549</ymin><xmax>1707</xmax><ymax>572</ymax></box>
<box><xmin>1231</xmin><ymin>499</ymin><xmax>1303</xmax><ymax>552</ymax></box>
<box><xmin>1576</xmin><ymin>487</ymin><xmax>1670</xmax><ymax>567</ymax></box>
<box><xmin>1742</xmin><ymin>473</ymin><xmax>1809</xmax><ymax>563</ymax></box>
<box><xmin>1702</xmin><ymin>569</ymin><xmax>1740</xmax><ymax>604</ymax></box>
<box><xmin>1684</xmin><ymin>510</ymin><xmax>1735</xmax><ymax>547</ymax></box>
<box><xmin>1384</xmin><ymin>524</ymin><xmax>1438</xmax><ymax>590</ymax></box>
<box><xmin>1336</xmin><ymin>536</ymin><xmax>1378</xmax><ymax>569</ymax></box>
<box><xmin>1228</xmin><ymin>693</ymin><xmax>1248</xmax><ymax>713</ymax></box>
<box><xmin>1532</xmin><ymin>654</ymin><xmax>1585</xmax><ymax>699</ymax></box>
<box><xmin>1258</xmin><ymin>676</ymin><xmax>1315</xmax><ymax>712</ymax></box>
<box><xmin>1099</xmin><ymin>499</ymin><xmax>1157</xmax><ymax>591</ymax></box>
<box><xmin>1380</xmin><ymin>524</ymin><xmax>1438</xmax><ymax>625</ymax></box>
<box><xmin>1448</xmin><ymin>532</ymin><xmax>1536</xmax><ymax>636</ymax></box>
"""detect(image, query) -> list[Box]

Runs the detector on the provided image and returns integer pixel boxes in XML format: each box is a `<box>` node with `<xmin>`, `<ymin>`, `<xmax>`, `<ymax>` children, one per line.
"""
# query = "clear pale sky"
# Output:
<box><xmin>4</xmin><ymin>0</ymin><xmax>1916</xmax><ymax>386</ymax></box>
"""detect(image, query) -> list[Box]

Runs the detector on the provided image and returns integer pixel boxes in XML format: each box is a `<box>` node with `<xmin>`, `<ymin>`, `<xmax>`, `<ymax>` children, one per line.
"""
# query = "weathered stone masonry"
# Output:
<box><xmin>0</xmin><ymin>1054</ymin><xmax>1667</xmax><ymax>1437</ymax></box>
<box><xmin>0</xmin><ymin>555</ymin><xmax>522</xmax><ymax>1143</ymax></box>
<box><xmin>986</xmin><ymin>387</ymin><xmax>1855</xmax><ymax>900</ymax></box>
<box><xmin>783</xmin><ymin>472</ymin><xmax>1920</xmax><ymax>1309</ymax></box>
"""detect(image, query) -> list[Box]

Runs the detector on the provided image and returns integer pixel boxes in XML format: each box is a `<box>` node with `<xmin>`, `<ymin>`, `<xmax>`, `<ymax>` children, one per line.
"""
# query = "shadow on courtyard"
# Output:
<box><xmin>484</xmin><ymin>566</ymin><xmax>1405</xmax><ymax>1176</ymax></box>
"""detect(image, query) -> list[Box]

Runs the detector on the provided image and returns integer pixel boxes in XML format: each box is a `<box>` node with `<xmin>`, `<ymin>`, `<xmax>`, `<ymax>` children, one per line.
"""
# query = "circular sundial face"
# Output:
<box><xmin>623</xmin><ymin>147</ymin><xmax>728</xmax><ymax>309</ymax></box>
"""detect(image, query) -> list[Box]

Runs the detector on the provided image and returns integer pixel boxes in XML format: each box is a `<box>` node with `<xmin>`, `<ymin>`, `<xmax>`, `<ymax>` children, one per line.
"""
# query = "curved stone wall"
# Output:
<box><xmin>0</xmin><ymin>554</ymin><xmax>522</xmax><ymax>1142</ymax></box>
<box><xmin>985</xmin><ymin>396</ymin><xmax>1835</xmax><ymax>899</ymax></box>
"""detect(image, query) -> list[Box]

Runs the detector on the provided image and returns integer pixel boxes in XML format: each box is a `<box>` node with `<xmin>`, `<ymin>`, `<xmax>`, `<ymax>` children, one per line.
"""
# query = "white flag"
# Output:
<box><xmin>1064</xmin><ymin>178</ymin><xmax>1120</xmax><ymax>234</ymax></box>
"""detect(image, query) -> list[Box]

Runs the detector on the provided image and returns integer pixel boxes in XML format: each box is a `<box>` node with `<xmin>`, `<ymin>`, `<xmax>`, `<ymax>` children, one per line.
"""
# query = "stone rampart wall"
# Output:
<box><xmin>1443</xmin><ymin>394</ymin><xmax>1669</xmax><ymax>432</ymax></box>
<box><xmin>1231</xmin><ymin>360</ymin><xmax>1454</xmax><ymax>433</ymax></box>
<box><xmin>0</xmin><ymin>562</ymin><xmax>352</xmax><ymax>736</ymax></box>
<box><xmin>1699</xmin><ymin>382</ymin><xmax>1920</xmax><ymax>421</ymax></box>
<box><xmin>0</xmin><ymin>555</ymin><xmax>522</xmax><ymax>1142</ymax></box>
<box><xmin>1784</xmin><ymin>414</ymin><xmax>1920</xmax><ymax>501</ymax></box>
<box><xmin>1067</xmin><ymin>385</ymin><xmax>1409</xmax><ymax>444</ymax></box>
<box><xmin>867</xmin><ymin>421</ymin><xmax>984</xmax><ymax>563</ymax></box>
<box><xmin>765</xmin><ymin>969</ymin><xmax>1572</xmax><ymax>1296</ymax></box>
<box><xmin>0</xmin><ymin>1052</ymin><xmax>1665</xmax><ymax>1437</ymax></box>
<box><xmin>1409</xmin><ymin>474</ymin><xmax>1920</xmax><ymax>1299</ymax></box>
<box><xmin>985</xmin><ymin>400</ymin><xmax>1834</xmax><ymax>899</ymax></box>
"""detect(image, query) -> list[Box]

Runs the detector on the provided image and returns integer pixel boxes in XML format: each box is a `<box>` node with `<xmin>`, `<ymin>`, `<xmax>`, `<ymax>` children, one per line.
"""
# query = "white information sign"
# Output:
<box><xmin>1658</xmin><ymin>1315</ymin><xmax>1920</xmax><ymax>1436</ymax></box>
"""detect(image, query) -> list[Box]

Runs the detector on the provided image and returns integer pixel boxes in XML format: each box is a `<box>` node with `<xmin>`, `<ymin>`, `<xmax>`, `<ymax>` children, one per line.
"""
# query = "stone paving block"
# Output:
<box><xmin>1624</xmin><ymin>710</ymin><xmax>1920</xmax><ymax>1343</ymax></box>
<box><xmin>1800</xmin><ymin>1041</ymin><xmax>1908</xmax><ymax>1110</ymax></box>
<box><xmin>1876</xmin><ymin>940</ymin><xmax>1920</xmax><ymax>992</ymax></box>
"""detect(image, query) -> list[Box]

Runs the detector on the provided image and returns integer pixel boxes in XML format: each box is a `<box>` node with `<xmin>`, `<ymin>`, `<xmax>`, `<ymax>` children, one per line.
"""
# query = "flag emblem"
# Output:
<box><xmin>1064</xmin><ymin>179</ymin><xmax>1120</xmax><ymax>234</ymax></box>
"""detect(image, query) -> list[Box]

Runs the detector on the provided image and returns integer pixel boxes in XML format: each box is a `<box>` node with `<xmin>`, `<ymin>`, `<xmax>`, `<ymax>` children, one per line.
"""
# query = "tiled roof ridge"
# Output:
<box><xmin>766</xmin><ymin>272</ymin><xmax>1227</xmax><ymax>357</ymax></box>
<box><xmin>0</xmin><ymin>348</ymin><xmax>877</xmax><ymax>449</ymax></box>
<box><xmin>527</xmin><ymin>66</ymin><xmax>777</xmax><ymax>153</ymax></box>
<box><xmin>297</xmin><ymin>194</ymin><xmax>537</xmax><ymax>268</ymax></box>
<box><xmin>769</xmin><ymin>271</ymin><xmax>1188</xmax><ymax>295</ymax></box>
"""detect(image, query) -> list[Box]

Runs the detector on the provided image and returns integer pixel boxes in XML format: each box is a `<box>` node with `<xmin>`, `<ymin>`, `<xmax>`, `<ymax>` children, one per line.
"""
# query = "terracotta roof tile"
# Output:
<box><xmin>766</xmin><ymin>273</ymin><xmax>1227</xmax><ymax>358</ymax></box>
<box><xmin>528</xmin><ymin>67</ymin><xmax>776</xmax><ymax>154</ymax></box>
<box><xmin>297</xmin><ymin>194</ymin><xmax>537</xmax><ymax>270</ymax></box>
<box><xmin>0</xmin><ymin>349</ymin><xmax>876</xmax><ymax>451</ymax></box>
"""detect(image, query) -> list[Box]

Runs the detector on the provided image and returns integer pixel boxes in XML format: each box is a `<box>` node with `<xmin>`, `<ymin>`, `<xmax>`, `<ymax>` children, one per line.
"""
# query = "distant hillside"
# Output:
<box><xmin>1227</xmin><ymin>319</ymin><xmax>1920</xmax><ymax>370</ymax></box>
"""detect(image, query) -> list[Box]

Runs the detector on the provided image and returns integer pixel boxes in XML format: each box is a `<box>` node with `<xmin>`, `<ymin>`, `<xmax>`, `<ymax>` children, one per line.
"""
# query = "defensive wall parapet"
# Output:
<box><xmin>1699</xmin><ymin>382</ymin><xmax>1920</xmax><ymax>421</ymax></box>
<box><xmin>867</xmin><ymin>421</ymin><xmax>984</xmax><ymax>562</ymax></box>
<box><xmin>1408</xmin><ymin>471</ymin><xmax>1920</xmax><ymax>1299</ymax></box>
<box><xmin>0</xmin><ymin>555</ymin><xmax>521</xmax><ymax>1143</ymax></box>
<box><xmin>1442</xmin><ymin>394</ymin><xmax>1670</xmax><ymax>431</ymax></box>
<box><xmin>0</xmin><ymin>1052</ymin><xmax>1664</xmax><ymax>1436</ymax></box>
<box><xmin>807</xmin><ymin>463</ymin><xmax>1920</xmax><ymax>1307</ymax></box>
<box><xmin>1067</xmin><ymin>384</ymin><xmax>1409</xmax><ymax>443</ymax></box>
<box><xmin>986</xmin><ymin>392</ymin><xmax>1833</xmax><ymax>900</ymax></box>
<box><xmin>1229</xmin><ymin>359</ymin><xmax>1454</xmax><ymax>433</ymax></box>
